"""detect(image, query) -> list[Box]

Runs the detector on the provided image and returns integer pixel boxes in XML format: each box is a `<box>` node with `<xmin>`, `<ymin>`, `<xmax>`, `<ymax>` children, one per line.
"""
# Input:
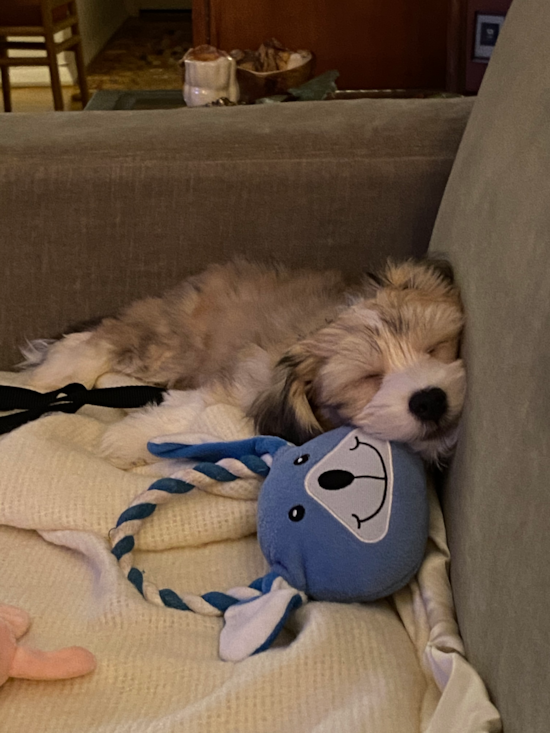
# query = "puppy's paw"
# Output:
<box><xmin>99</xmin><ymin>416</ymin><xmax>158</xmax><ymax>469</ymax></box>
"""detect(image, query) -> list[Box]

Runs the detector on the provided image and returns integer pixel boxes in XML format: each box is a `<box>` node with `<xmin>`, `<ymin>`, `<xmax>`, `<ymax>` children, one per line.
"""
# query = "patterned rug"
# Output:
<box><xmin>86</xmin><ymin>15</ymin><xmax>192</xmax><ymax>92</ymax></box>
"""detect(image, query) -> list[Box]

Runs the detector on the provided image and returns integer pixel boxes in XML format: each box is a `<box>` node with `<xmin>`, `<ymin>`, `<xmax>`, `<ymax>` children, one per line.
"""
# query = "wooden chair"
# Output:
<box><xmin>0</xmin><ymin>0</ymin><xmax>89</xmax><ymax>112</ymax></box>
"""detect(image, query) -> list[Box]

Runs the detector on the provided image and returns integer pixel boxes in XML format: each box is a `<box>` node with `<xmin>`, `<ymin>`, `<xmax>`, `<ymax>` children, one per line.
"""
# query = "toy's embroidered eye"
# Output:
<box><xmin>288</xmin><ymin>505</ymin><xmax>305</xmax><ymax>522</ymax></box>
<box><xmin>294</xmin><ymin>454</ymin><xmax>309</xmax><ymax>465</ymax></box>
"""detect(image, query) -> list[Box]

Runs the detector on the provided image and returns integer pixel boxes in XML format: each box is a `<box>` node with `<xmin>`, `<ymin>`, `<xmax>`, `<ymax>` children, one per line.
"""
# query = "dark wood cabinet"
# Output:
<box><xmin>193</xmin><ymin>0</ymin><xmax>449</xmax><ymax>91</ymax></box>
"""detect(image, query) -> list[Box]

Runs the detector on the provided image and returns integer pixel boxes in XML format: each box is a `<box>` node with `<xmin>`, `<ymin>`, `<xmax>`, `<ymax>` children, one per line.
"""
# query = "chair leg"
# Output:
<box><xmin>73</xmin><ymin>40</ymin><xmax>89</xmax><ymax>106</ymax></box>
<box><xmin>0</xmin><ymin>38</ymin><xmax>11</xmax><ymax>113</ymax></box>
<box><xmin>68</xmin><ymin>1</ymin><xmax>89</xmax><ymax>106</ymax></box>
<box><xmin>43</xmin><ymin>16</ymin><xmax>64</xmax><ymax>110</ymax></box>
<box><xmin>1</xmin><ymin>66</ymin><xmax>10</xmax><ymax>112</ymax></box>
<box><xmin>46</xmin><ymin>47</ymin><xmax>64</xmax><ymax>110</ymax></box>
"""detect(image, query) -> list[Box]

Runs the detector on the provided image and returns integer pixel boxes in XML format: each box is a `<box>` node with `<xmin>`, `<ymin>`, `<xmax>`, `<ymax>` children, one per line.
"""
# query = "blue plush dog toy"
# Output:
<box><xmin>111</xmin><ymin>427</ymin><xmax>429</xmax><ymax>662</ymax></box>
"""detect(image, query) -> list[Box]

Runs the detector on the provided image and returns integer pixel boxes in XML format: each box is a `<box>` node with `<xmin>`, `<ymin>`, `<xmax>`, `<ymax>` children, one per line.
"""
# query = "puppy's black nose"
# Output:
<box><xmin>409</xmin><ymin>388</ymin><xmax>448</xmax><ymax>423</ymax></box>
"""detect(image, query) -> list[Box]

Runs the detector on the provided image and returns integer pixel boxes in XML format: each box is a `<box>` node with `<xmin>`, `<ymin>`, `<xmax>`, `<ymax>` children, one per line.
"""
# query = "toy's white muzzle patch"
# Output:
<box><xmin>304</xmin><ymin>430</ymin><xmax>394</xmax><ymax>543</ymax></box>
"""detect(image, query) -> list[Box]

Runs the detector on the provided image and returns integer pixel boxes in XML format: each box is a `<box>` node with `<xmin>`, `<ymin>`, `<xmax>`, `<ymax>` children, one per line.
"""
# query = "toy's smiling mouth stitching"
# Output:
<box><xmin>349</xmin><ymin>476</ymin><xmax>388</xmax><ymax>528</ymax></box>
<box><xmin>317</xmin><ymin>468</ymin><xmax>388</xmax><ymax>530</ymax></box>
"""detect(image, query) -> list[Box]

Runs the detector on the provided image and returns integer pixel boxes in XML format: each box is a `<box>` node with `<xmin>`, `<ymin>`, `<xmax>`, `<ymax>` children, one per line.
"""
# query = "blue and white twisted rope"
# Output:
<box><xmin>110</xmin><ymin>455</ymin><xmax>271</xmax><ymax>616</ymax></box>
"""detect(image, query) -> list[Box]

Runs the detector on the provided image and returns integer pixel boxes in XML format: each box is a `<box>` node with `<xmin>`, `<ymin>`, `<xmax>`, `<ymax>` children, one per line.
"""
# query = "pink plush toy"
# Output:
<box><xmin>0</xmin><ymin>604</ymin><xmax>96</xmax><ymax>686</ymax></box>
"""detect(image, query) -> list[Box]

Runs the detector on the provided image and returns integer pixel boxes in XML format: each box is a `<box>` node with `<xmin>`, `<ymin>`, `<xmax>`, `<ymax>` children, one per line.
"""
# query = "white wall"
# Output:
<box><xmin>78</xmin><ymin>0</ymin><xmax>129</xmax><ymax>66</ymax></box>
<box><xmin>8</xmin><ymin>30</ymin><xmax>74</xmax><ymax>87</ymax></box>
<box><xmin>9</xmin><ymin>0</ymin><xmax>128</xmax><ymax>86</ymax></box>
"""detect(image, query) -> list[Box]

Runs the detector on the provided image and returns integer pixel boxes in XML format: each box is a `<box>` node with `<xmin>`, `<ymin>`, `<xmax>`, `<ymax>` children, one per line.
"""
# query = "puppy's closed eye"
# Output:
<box><xmin>360</xmin><ymin>373</ymin><xmax>383</xmax><ymax>384</ymax></box>
<box><xmin>426</xmin><ymin>341</ymin><xmax>458</xmax><ymax>362</ymax></box>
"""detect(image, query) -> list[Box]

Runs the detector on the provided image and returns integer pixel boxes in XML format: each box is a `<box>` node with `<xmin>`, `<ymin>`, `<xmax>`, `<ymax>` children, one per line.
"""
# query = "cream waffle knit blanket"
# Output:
<box><xmin>0</xmin><ymin>372</ymin><xmax>500</xmax><ymax>733</ymax></box>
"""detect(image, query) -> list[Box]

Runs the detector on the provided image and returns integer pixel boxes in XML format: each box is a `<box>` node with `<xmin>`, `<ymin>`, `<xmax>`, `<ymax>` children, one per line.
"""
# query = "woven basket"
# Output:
<box><xmin>236</xmin><ymin>53</ymin><xmax>316</xmax><ymax>104</ymax></box>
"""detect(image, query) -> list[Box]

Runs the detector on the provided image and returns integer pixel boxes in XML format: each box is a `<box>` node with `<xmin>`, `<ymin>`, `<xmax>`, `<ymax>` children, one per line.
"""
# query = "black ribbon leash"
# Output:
<box><xmin>0</xmin><ymin>383</ymin><xmax>166</xmax><ymax>435</ymax></box>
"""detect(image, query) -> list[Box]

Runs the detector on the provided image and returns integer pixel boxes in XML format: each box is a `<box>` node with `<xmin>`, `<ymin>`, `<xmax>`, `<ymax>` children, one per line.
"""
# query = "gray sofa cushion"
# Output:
<box><xmin>429</xmin><ymin>0</ymin><xmax>550</xmax><ymax>730</ymax></box>
<box><xmin>0</xmin><ymin>97</ymin><xmax>472</xmax><ymax>369</ymax></box>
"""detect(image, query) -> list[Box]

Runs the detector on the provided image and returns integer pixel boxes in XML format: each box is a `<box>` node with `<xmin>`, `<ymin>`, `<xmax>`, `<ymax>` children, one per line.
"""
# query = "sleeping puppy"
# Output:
<box><xmin>22</xmin><ymin>257</ymin><xmax>466</xmax><ymax>465</ymax></box>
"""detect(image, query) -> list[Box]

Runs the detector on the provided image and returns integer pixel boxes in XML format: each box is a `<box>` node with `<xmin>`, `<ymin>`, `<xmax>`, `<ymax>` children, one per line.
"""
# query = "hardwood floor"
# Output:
<box><xmin>4</xmin><ymin>86</ymin><xmax>83</xmax><ymax>113</ymax></box>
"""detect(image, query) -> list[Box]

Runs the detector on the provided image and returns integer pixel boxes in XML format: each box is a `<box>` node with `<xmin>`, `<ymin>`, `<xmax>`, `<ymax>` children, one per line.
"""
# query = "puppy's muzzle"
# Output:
<box><xmin>408</xmin><ymin>387</ymin><xmax>448</xmax><ymax>424</ymax></box>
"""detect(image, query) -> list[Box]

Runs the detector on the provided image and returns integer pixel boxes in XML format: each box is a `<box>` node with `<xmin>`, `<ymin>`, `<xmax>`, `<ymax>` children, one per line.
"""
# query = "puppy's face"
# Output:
<box><xmin>252</xmin><ymin>259</ymin><xmax>466</xmax><ymax>463</ymax></box>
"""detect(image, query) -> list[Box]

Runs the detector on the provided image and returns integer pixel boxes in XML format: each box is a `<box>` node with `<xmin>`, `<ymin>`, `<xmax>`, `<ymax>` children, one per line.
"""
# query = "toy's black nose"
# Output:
<box><xmin>409</xmin><ymin>387</ymin><xmax>448</xmax><ymax>423</ymax></box>
<box><xmin>318</xmin><ymin>469</ymin><xmax>355</xmax><ymax>490</ymax></box>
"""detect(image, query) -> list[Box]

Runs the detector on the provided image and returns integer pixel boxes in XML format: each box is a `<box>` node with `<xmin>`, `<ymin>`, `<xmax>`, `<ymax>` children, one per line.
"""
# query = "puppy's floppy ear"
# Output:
<box><xmin>419</xmin><ymin>255</ymin><xmax>455</xmax><ymax>285</ymax></box>
<box><xmin>382</xmin><ymin>256</ymin><xmax>457</xmax><ymax>294</ymax></box>
<box><xmin>248</xmin><ymin>344</ymin><xmax>323</xmax><ymax>446</ymax></box>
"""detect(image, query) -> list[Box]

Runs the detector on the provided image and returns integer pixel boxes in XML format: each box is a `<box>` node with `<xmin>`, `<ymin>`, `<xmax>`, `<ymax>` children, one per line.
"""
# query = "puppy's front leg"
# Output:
<box><xmin>99</xmin><ymin>390</ymin><xmax>209</xmax><ymax>469</ymax></box>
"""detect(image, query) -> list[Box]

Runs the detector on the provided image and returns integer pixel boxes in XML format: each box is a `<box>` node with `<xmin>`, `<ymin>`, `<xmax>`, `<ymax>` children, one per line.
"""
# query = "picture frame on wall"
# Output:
<box><xmin>473</xmin><ymin>12</ymin><xmax>506</xmax><ymax>62</ymax></box>
<box><xmin>448</xmin><ymin>0</ymin><xmax>513</xmax><ymax>94</ymax></box>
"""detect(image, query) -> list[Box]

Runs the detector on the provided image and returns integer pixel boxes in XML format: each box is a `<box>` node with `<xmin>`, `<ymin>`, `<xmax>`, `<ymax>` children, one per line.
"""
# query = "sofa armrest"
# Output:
<box><xmin>0</xmin><ymin>97</ymin><xmax>473</xmax><ymax>370</ymax></box>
